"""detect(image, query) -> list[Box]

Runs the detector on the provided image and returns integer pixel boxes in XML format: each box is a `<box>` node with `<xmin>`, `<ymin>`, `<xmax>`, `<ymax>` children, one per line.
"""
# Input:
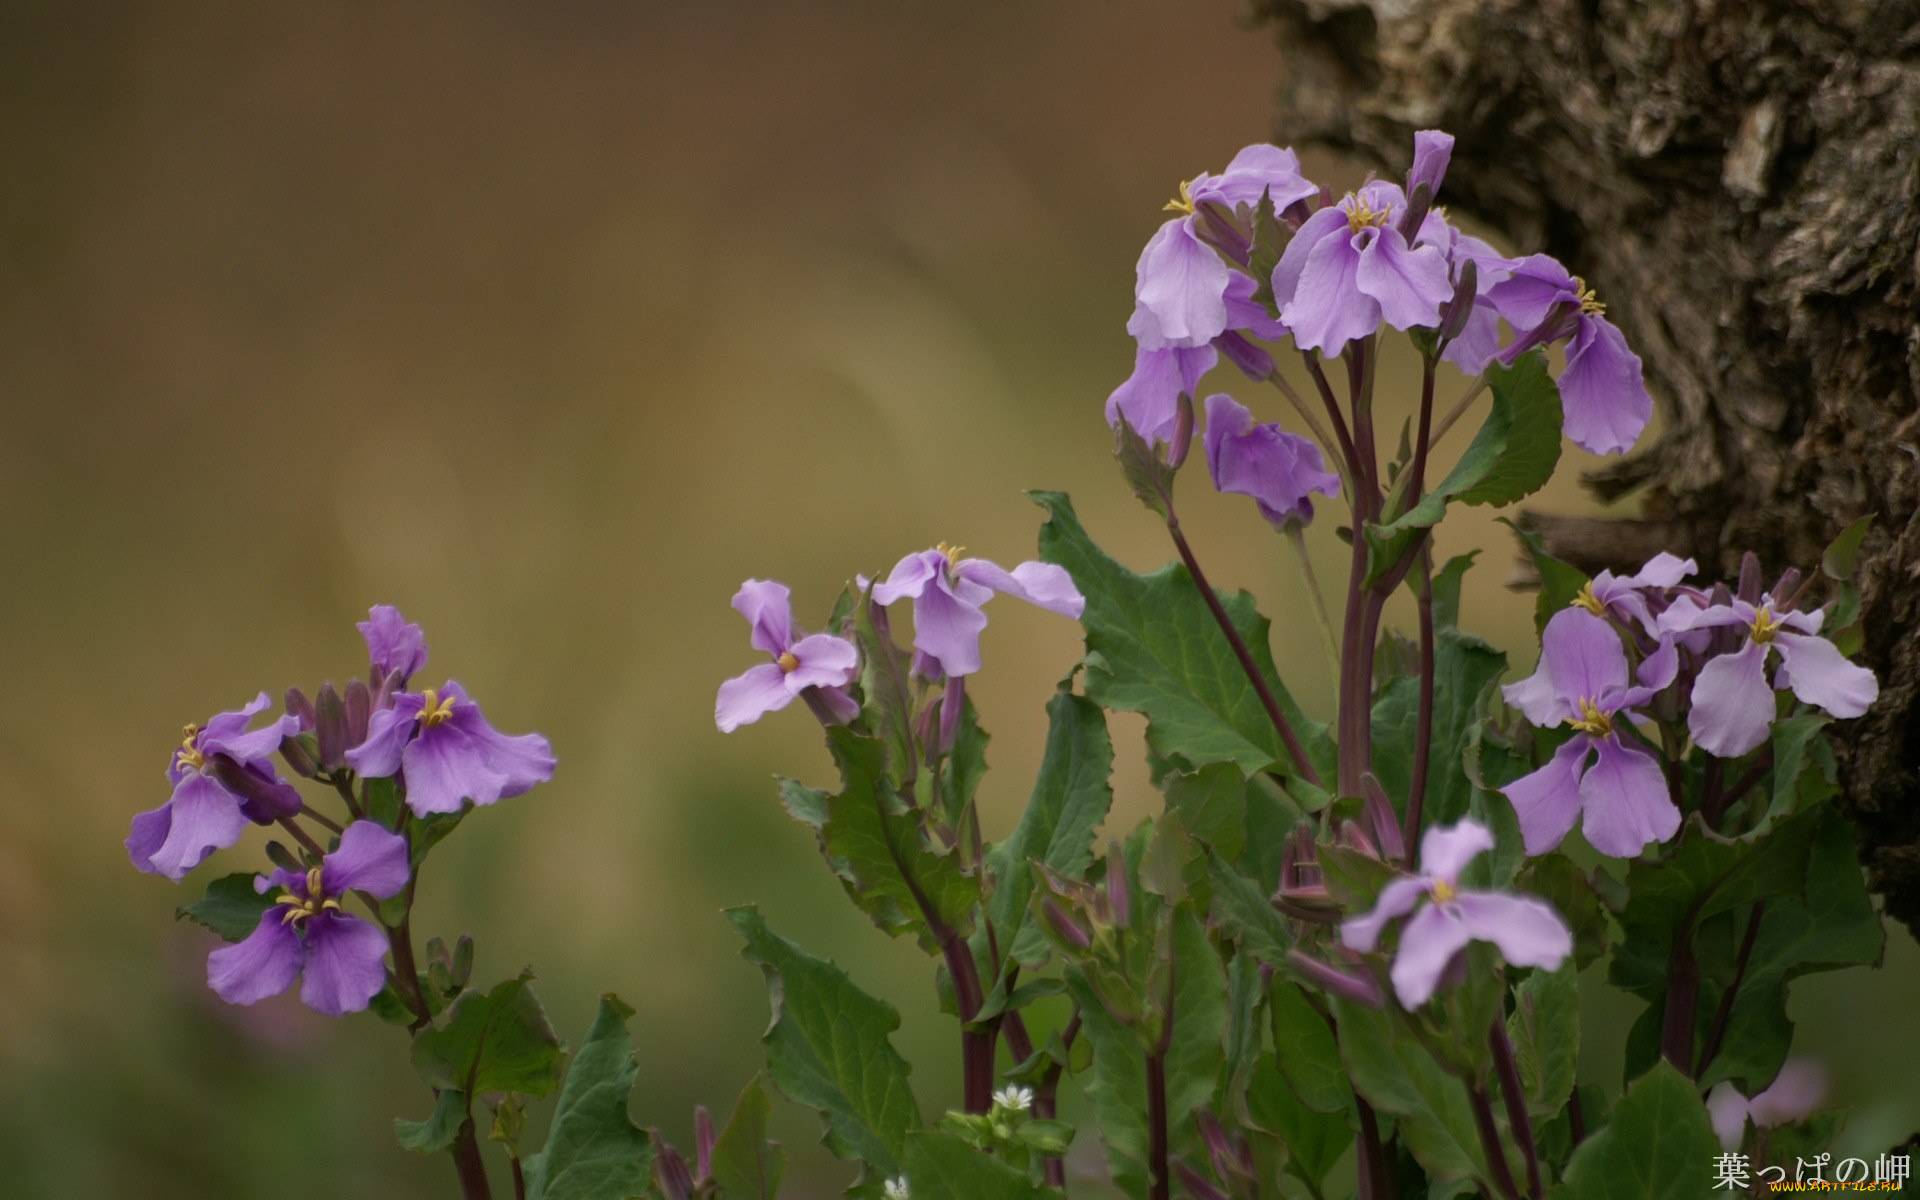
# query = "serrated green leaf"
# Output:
<box><xmin>1499</xmin><ymin>518</ymin><xmax>1589</xmax><ymax>636</ymax></box>
<box><xmin>985</xmin><ymin>687</ymin><xmax>1113</xmax><ymax>971</ymax></box>
<box><xmin>522</xmin><ymin>995</ymin><xmax>654</xmax><ymax>1200</ymax></box>
<box><xmin>1243</xmin><ymin>1057</ymin><xmax>1352</xmax><ymax>1188</ymax></box>
<box><xmin>1267</xmin><ymin>979</ymin><xmax>1347</xmax><ymax>1114</ymax></box>
<box><xmin>411</xmin><ymin>974</ymin><xmax>566</xmax><ymax>1100</ymax></box>
<box><xmin>177</xmin><ymin>872</ymin><xmax>275</xmax><ymax>942</ymax></box>
<box><xmin>1206</xmin><ymin>848</ymin><xmax>1291</xmax><ymax>966</ymax></box>
<box><xmin>1333</xmin><ymin>998</ymin><xmax>1489</xmax><ymax>1188</ymax></box>
<box><xmin>394</xmin><ymin>1089</ymin><xmax>468</xmax><ymax>1154</ymax></box>
<box><xmin>1508</xmin><ymin>963</ymin><xmax>1578</xmax><ymax>1118</ymax></box>
<box><xmin>1032</xmin><ymin>490</ymin><xmax>1333</xmax><ymax>781</ymax></box>
<box><xmin>1555</xmin><ymin>1061</ymin><xmax>1717</xmax><ymax>1199</ymax></box>
<box><xmin>1160</xmin><ymin>761</ymin><xmax>1251</xmax><ymax>863</ymax></box>
<box><xmin>902</xmin><ymin>1130</ymin><xmax>1052</xmax><ymax>1200</ymax></box>
<box><xmin>710</xmin><ymin>1075</ymin><xmax>786</xmax><ymax>1200</ymax></box>
<box><xmin>1430</xmin><ymin>551</ymin><xmax>1478</xmax><ymax>630</ymax></box>
<box><xmin>728</xmin><ymin>907</ymin><xmax>919</xmax><ymax>1176</ymax></box>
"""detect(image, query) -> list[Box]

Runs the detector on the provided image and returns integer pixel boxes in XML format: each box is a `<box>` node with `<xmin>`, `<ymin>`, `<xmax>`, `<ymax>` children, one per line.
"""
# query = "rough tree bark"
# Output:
<box><xmin>1243</xmin><ymin>0</ymin><xmax>1920</xmax><ymax>931</ymax></box>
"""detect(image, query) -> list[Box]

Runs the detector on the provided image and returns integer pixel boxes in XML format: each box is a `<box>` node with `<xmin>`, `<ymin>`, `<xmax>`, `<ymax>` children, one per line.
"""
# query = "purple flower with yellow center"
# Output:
<box><xmin>358</xmin><ymin>604</ymin><xmax>428</xmax><ymax>687</ymax></box>
<box><xmin>1569</xmin><ymin>551</ymin><xmax>1697</xmax><ymax>634</ymax></box>
<box><xmin>1272</xmin><ymin>179</ymin><xmax>1454</xmax><ymax>355</ymax></box>
<box><xmin>1202</xmin><ymin>393</ymin><xmax>1340</xmax><ymax>529</ymax></box>
<box><xmin>1486</xmin><ymin>255</ymin><xmax>1651</xmax><ymax>456</ymax></box>
<box><xmin>127</xmin><ymin>693</ymin><xmax>303</xmax><ymax>881</ymax></box>
<box><xmin>1659</xmin><ymin>594</ymin><xmax>1878</xmax><ymax>758</ymax></box>
<box><xmin>207</xmin><ymin>821</ymin><xmax>409</xmax><ymax>1017</ymax></box>
<box><xmin>1499</xmin><ymin>608</ymin><xmax>1681</xmax><ymax>857</ymax></box>
<box><xmin>871</xmin><ymin>544</ymin><xmax>1084</xmax><ymax>678</ymax></box>
<box><xmin>715</xmin><ymin>579</ymin><xmax>861</xmax><ymax>733</ymax></box>
<box><xmin>346</xmin><ymin>681</ymin><xmax>556</xmax><ymax>817</ymax></box>
<box><xmin>1342</xmin><ymin>820</ymin><xmax>1572</xmax><ymax>1009</ymax></box>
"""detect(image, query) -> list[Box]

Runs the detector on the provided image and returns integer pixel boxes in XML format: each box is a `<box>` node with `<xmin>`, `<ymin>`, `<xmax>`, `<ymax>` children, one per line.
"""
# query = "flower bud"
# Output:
<box><xmin>279</xmin><ymin>732</ymin><xmax>321</xmax><ymax>779</ymax></box>
<box><xmin>1174</xmin><ymin>1162</ymin><xmax>1232</xmax><ymax>1200</ymax></box>
<box><xmin>209</xmin><ymin>756</ymin><xmax>303</xmax><ymax>823</ymax></box>
<box><xmin>451</xmin><ymin>934</ymin><xmax>474</xmax><ymax>989</ymax></box>
<box><xmin>344</xmin><ymin>679</ymin><xmax>372</xmax><ymax>752</ymax></box>
<box><xmin>694</xmin><ymin>1106</ymin><xmax>715</xmax><ymax>1182</ymax></box>
<box><xmin>314</xmin><ymin>684</ymin><xmax>350</xmax><ymax>772</ymax></box>
<box><xmin>1737</xmin><ymin>551</ymin><xmax>1763</xmax><ymax>605</ymax></box>
<box><xmin>936</xmin><ymin>676</ymin><xmax>966</xmax><ymax>756</ymax></box>
<box><xmin>1287</xmin><ymin>949</ymin><xmax>1385</xmax><ymax>1009</ymax></box>
<box><xmin>1361</xmin><ymin>774</ymin><xmax>1406</xmax><ymax>863</ymax></box>
<box><xmin>266</xmin><ymin>840</ymin><xmax>303</xmax><ymax>872</ymax></box>
<box><xmin>1165</xmin><ymin>391</ymin><xmax>1196</xmax><ymax>471</ymax></box>
<box><xmin>1042</xmin><ymin>900</ymin><xmax>1093</xmax><ymax>952</ymax></box>
<box><xmin>1214</xmin><ymin>331</ymin><xmax>1275</xmax><ymax>383</ymax></box>
<box><xmin>801</xmin><ymin>686</ymin><xmax>861</xmax><ymax>728</ymax></box>
<box><xmin>1192</xmin><ymin>199</ymin><xmax>1251</xmax><ymax>264</ymax></box>
<box><xmin>1773</xmin><ymin>567</ymin><xmax>1805</xmax><ymax>611</ymax></box>
<box><xmin>652</xmin><ymin>1137</ymin><xmax>694</xmax><ymax>1200</ymax></box>
<box><xmin>1104</xmin><ymin>840</ymin><xmax>1132</xmax><ymax>929</ymax></box>
<box><xmin>1436</xmin><ymin>258</ymin><xmax>1479</xmax><ymax>345</ymax></box>
<box><xmin>284</xmin><ymin>687</ymin><xmax>315</xmax><ymax>731</ymax></box>
<box><xmin>1337</xmin><ymin>818</ymin><xmax>1379</xmax><ymax>860</ymax></box>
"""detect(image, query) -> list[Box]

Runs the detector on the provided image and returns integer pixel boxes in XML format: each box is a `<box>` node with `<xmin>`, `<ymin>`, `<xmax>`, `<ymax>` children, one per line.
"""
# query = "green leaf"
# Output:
<box><xmin>902</xmin><ymin>1130</ymin><xmax>1052</xmax><ymax>1200</ymax></box>
<box><xmin>1033</xmin><ymin>490</ymin><xmax>1332</xmax><ymax>780</ymax></box>
<box><xmin>1507</xmin><ymin>963</ymin><xmax>1579</xmax><ymax>1118</ymax></box>
<box><xmin>177</xmin><ymin>872</ymin><xmax>276</xmax><ymax>942</ymax></box>
<box><xmin>411</xmin><ymin>974</ymin><xmax>567</xmax><ymax>1100</ymax></box>
<box><xmin>783</xmin><ymin>728</ymin><xmax>980</xmax><ymax>955</ymax></box>
<box><xmin>709</xmin><ymin>1076</ymin><xmax>787</xmax><ymax>1200</ymax></box>
<box><xmin>1516</xmin><ymin>855</ymin><xmax>1610</xmax><ymax>970</ymax></box>
<box><xmin>1206</xmin><ymin>849</ymin><xmax>1291</xmax><ymax>966</ymax></box>
<box><xmin>728</xmin><ymin>907</ymin><xmax>919</xmax><ymax>1176</ymax></box>
<box><xmin>985</xmin><ymin>687</ymin><xmax>1114</xmax><ymax>970</ymax></box>
<box><xmin>1555</xmin><ymin>1061</ymin><xmax>1718</xmax><ymax>1199</ymax></box>
<box><xmin>522</xmin><ymin>995</ymin><xmax>655</xmax><ymax>1200</ymax></box>
<box><xmin>1371</xmin><ymin>628</ymin><xmax>1507</xmax><ymax>829</ymax></box>
<box><xmin>1332</xmin><ymin>998</ymin><xmax>1488</xmax><ymax>1187</ymax></box>
<box><xmin>1366</xmin><ymin>352</ymin><xmax>1563</xmax><ymax>584</ymax></box>
<box><xmin>1821</xmin><ymin>514</ymin><xmax>1872</xmax><ymax>581</ymax></box>
<box><xmin>1159</xmin><ymin>760</ymin><xmax>1252</xmax><ymax>863</ymax></box>
<box><xmin>1499</xmin><ymin>518</ymin><xmax>1589</xmax><ymax>636</ymax></box>
<box><xmin>1430</xmin><ymin>551</ymin><xmax>1478</xmax><ymax>630</ymax></box>
<box><xmin>1267</xmin><ymin>980</ymin><xmax>1347</xmax><ymax>1114</ymax></box>
<box><xmin>395</xmin><ymin>1089</ymin><xmax>468</xmax><ymax>1154</ymax></box>
<box><xmin>1243</xmin><ymin>1059</ymin><xmax>1352</xmax><ymax>1189</ymax></box>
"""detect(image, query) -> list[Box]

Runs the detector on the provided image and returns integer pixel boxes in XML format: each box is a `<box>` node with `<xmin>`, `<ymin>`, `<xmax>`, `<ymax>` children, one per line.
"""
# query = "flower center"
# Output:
<box><xmin>776</xmin><ymin>651</ymin><xmax>800</xmax><ymax>674</ymax></box>
<box><xmin>1749</xmin><ymin>604</ymin><xmax>1787</xmax><ymax>645</ymax></box>
<box><xmin>274</xmin><ymin>866</ymin><xmax>344</xmax><ymax>927</ymax></box>
<box><xmin>417</xmin><ymin>688</ymin><xmax>457</xmax><ymax>729</ymax></box>
<box><xmin>1430</xmin><ymin>877</ymin><xmax>1459</xmax><ymax>905</ymax></box>
<box><xmin>1343</xmin><ymin>192</ymin><xmax>1390</xmax><ymax>233</ymax></box>
<box><xmin>936</xmin><ymin>541</ymin><xmax>965</xmax><ymax>568</ymax></box>
<box><xmin>1571</xmin><ymin>582</ymin><xmax>1605</xmax><ymax>615</ymax></box>
<box><xmin>1163</xmin><ymin>179</ymin><xmax>1196</xmax><ymax>216</ymax></box>
<box><xmin>1573</xmin><ymin>276</ymin><xmax>1605</xmax><ymax>316</ymax></box>
<box><xmin>174</xmin><ymin>723</ymin><xmax>207</xmax><ymax>772</ymax></box>
<box><xmin>1567</xmin><ymin>697</ymin><xmax>1612</xmax><ymax>737</ymax></box>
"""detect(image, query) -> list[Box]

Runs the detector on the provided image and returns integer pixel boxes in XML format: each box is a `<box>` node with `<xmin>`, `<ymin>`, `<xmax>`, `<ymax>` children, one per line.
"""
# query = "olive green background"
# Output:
<box><xmin>1</xmin><ymin>3</ymin><xmax>1912</xmax><ymax>1195</ymax></box>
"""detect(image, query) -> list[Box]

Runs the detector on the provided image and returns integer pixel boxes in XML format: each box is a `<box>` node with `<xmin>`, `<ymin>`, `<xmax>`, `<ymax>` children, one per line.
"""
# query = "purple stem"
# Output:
<box><xmin>1489</xmin><ymin>1021</ymin><xmax>1544</xmax><ymax>1198</ymax></box>
<box><xmin>1697</xmin><ymin>902</ymin><xmax>1767</xmax><ymax>1076</ymax></box>
<box><xmin>1468</xmin><ymin>1085</ymin><xmax>1524</xmax><ymax>1200</ymax></box>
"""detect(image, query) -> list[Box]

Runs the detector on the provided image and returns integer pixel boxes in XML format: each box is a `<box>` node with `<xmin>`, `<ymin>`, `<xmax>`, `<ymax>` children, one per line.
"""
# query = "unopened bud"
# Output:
<box><xmin>1105</xmin><ymin>840</ymin><xmax>1132</xmax><ymax>929</ymax></box>
<box><xmin>315</xmin><ymin>684</ymin><xmax>349</xmax><ymax>772</ymax></box>
<box><xmin>279</xmin><ymin>732</ymin><xmax>320</xmax><ymax>779</ymax></box>
<box><xmin>284</xmin><ymin>687</ymin><xmax>315</xmax><ymax>731</ymax></box>
<box><xmin>1773</xmin><ymin>567</ymin><xmax>1805</xmax><ymax>611</ymax></box>
<box><xmin>802</xmin><ymin>685</ymin><xmax>861</xmax><ymax>728</ymax></box>
<box><xmin>936</xmin><ymin>676</ymin><xmax>966</xmax><ymax>756</ymax></box>
<box><xmin>1361</xmin><ymin>774</ymin><xmax>1406</xmax><ymax>863</ymax></box>
<box><xmin>652</xmin><ymin>1138</ymin><xmax>694</xmax><ymax>1200</ymax></box>
<box><xmin>1287</xmin><ymin>950</ymin><xmax>1385</xmax><ymax>1009</ymax></box>
<box><xmin>694</xmin><ymin>1106</ymin><xmax>715</xmax><ymax>1182</ymax></box>
<box><xmin>1214</xmin><ymin>330</ymin><xmax>1276</xmax><ymax>383</ymax></box>
<box><xmin>209</xmin><ymin>756</ymin><xmax>303</xmax><ymax>822</ymax></box>
<box><xmin>266</xmin><ymin>840</ymin><xmax>303</xmax><ymax>872</ymax></box>
<box><xmin>1337</xmin><ymin>818</ymin><xmax>1380</xmax><ymax>860</ymax></box>
<box><xmin>1737</xmin><ymin>552</ymin><xmax>1763</xmax><ymax>605</ymax></box>
<box><xmin>344</xmin><ymin>679</ymin><xmax>372</xmax><ymax>751</ymax></box>
<box><xmin>1436</xmin><ymin>258</ymin><xmax>1478</xmax><ymax>345</ymax></box>
<box><xmin>1042</xmin><ymin>900</ymin><xmax>1093</xmax><ymax>952</ymax></box>
<box><xmin>1174</xmin><ymin>1162</ymin><xmax>1231</xmax><ymax>1200</ymax></box>
<box><xmin>1273</xmin><ymin>882</ymin><xmax>1340</xmax><ymax>924</ymax></box>
<box><xmin>1196</xmin><ymin>1108</ymin><xmax>1255</xmax><ymax>1182</ymax></box>
<box><xmin>451</xmin><ymin>934</ymin><xmax>474</xmax><ymax>988</ymax></box>
<box><xmin>1192</xmin><ymin>200</ymin><xmax>1251</xmax><ymax>264</ymax></box>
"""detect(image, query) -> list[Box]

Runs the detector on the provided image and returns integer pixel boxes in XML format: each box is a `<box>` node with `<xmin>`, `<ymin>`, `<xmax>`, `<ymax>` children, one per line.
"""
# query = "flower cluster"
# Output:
<box><xmin>127</xmin><ymin>605</ymin><xmax>555</xmax><ymax>1017</ymax></box>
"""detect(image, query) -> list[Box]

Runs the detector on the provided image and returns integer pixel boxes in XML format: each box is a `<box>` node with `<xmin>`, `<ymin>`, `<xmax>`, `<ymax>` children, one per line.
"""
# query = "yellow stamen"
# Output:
<box><xmin>936</xmin><ymin>541</ymin><xmax>966</xmax><ymax>568</ymax></box>
<box><xmin>1344</xmin><ymin>192</ymin><xmax>1390</xmax><ymax>234</ymax></box>
<box><xmin>174</xmin><ymin>724</ymin><xmax>205</xmax><ymax>772</ymax></box>
<box><xmin>1571</xmin><ymin>582</ymin><xmax>1605</xmax><ymax>615</ymax></box>
<box><xmin>274</xmin><ymin>867</ymin><xmax>344</xmax><ymax>927</ymax></box>
<box><xmin>776</xmin><ymin>651</ymin><xmax>800</xmax><ymax>674</ymax></box>
<box><xmin>1573</xmin><ymin>276</ymin><xmax>1605</xmax><ymax>316</ymax></box>
<box><xmin>1567</xmin><ymin>697</ymin><xmax>1612</xmax><ymax>737</ymax></box>
<box><xmin>1750</xmin><ymin>605</ymin><xmax>1785</xmax><ymax>645</ymax></box>
<box><xmin>1163</xmin><ymin>179</ymin><xmax>1196</xmax><ymax>215</ymax></box>
<box><xmin>417</xmin><ymin>688</ymin><xmax>457</xmax><ymax>729</ymax></box>
<box><xmin>1430</xmin><ymin>878</ymin><xmax>1458</xmax><ymax>904</ymax></box>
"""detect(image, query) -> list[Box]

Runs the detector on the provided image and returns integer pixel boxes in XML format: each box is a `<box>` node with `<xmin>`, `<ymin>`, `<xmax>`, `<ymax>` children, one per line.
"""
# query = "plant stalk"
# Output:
<box><xmin>1697</xmin><ymin>902</ymin><xmax>1767</xmax><ymax>1076</ymax></box>
<box><xmin>1489</xmin><ymin>1021</ymin><xmax>1544</xmax><ymax>1199</ymax></box>
<box><xmin>1468</xmin><ymin>1085</ymin><xmax>1524</xmax><ymax>1200</ymax></box>
<box><xmin>450</xmin><ymin>1119</ymin><xmax>494</xmax><ymax>1200</ymax></box>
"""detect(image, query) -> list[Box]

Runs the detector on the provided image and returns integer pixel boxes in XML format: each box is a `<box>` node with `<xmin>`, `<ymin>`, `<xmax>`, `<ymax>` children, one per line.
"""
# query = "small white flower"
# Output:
<box><xmin>884</xmin><ymin>1177</ymin><xmax>911</xmax><ymax>1200</ymax></box>
<box><xmin>992</xmin><ymin>1085</ymin><xmax>1034</xmax><ymax>1113</ymax></box>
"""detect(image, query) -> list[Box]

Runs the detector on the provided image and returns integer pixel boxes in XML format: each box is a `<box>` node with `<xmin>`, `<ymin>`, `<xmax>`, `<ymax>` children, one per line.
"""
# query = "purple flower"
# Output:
<box><xmin>1405</xmin><ymin>130</ymin><xmax>1453</xmax><ymax>204</ymax></box>
<box><xmin>358</xmin><ymin>604</ymin><xmax>428</xmax><ymax>686</ymax></box>
<box><xmin>714</xmin><ymin>579</ymin><xmax>861</xmax><ymax>733</ymax></box>
<box><xmin>1571</xmin><ymin>551</ymin><xmax>1697</xmax><ymax>634</ymax></box>
<box><xmin>1107</xmin><ymin>342</ymin><xmax>1217</xmax><ymax>449</ymax></box>
<box><xmin>207</xmin><ymin>821</ymin><xmax>410</xmax><ymax>1017</ymax></box>
<box><xmin>127</xmin><ymin>694</ymin><xmax>303</xmax><ymax>881</ymax></box>
<box><xmin>1272</xmin><ymin>180</ymin><xmax>1454</xmax><ymax>355</ymax></box>
<box><xmin>1127</xmin><ymin>145</ymin><xmax>1318</xmax><ymax>351</ymax></box>
<box><xmin>1341</xmin><ymin>820</ymin><xmax>1572</xmax><ymax>1009</ymax></box>
<box><xmin>1706</xmin><ymin>1059</ymin><xmax>1826</xmax><ymax>1150</ymax></box>
<box><xmin>1414</xmin><ymin>216</ymin><xmax>1516</xmax><ymax>374</ymax></box>
<box><xmin>1500</xmin><ymin>608</ymin><xmax>1681</xmax><ymax>857</ymax></box>
<box><xmin>1202</xmin><ymin>393</ymin><xmax>1340</xmax><ymax>529</ymax></box>
<box><xmin>871</xmin><ymin>546</ymin><xmax>1085</xmax><ymax>678</ymax></box>
<box><xmin>346</xmin><ymin>681</ymin><xmax>556</xmax><ymax>816</ymax></box>
<box><xmin>1486</xmin><ymin>255</ymin><xmax>1651</xmax><ymax>456</ymax></box>
<box><xmin>1660</xmin><ymin>595</ymin><xmax>1878</xmax><ymax>758</ymax></box>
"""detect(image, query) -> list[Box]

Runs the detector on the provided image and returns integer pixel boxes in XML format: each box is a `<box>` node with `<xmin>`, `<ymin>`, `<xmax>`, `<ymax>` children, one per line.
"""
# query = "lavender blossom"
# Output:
<box><xmin>347</xmin><ymin>681</ymin><xmax>556</xmax><ymax>817</ymax></box>
<box><xmin>1500</xmin><ymin>608</ymin><xmax>1681</xmax><ymax>857</ymax></box>
<box><xmin>1660</xmin><ymin>595</ymin><xmax>1878</xmax><ymax>758</ymax></box>
<box><xmin>207</xmin><ymin>821</ymin><xmax>409</xmax><ymax>1017</ymax></box>
<box><xmin>127</xmin><ymin>694</ymin><xmax>303</xmax><ymax>881</ymax></box>
<box><xmin>1571</xmin><ymin>552</ymin><xmax>1697</xmax><ymax>634</ymax></box>
<box><xmin>1706</xmin><ymin>1059</ymin><xmax>1827</xmax><ymax>1150</ymax></box>
<box><xmin>871</xmin><ymin>545</ymin><xmax>1084</xmax><ymax>678</ymax></box>
<box><xmin>714</xmin><ymin>579</ymin><xmax>861</xmax><ymax>733</ymax></box>
<box><xmin>1486</xmin><ymin>255</ymin><xmax>1651</xmax><ymax>456</ymax></box>
<box><xmin>1272</xmin><ymin>180</ymin><xmax>1453</xmax><ymax>355</ymax></box>
<box><xmin>1341</xmin><ymin>820</ymin><xmax>1572</xmax><ymax>1009</ymax></box>
<box><xmin>358</xmin><ymin>604</ymin><xmax>428</xmax><ymax>686</ymax></box>
<box><xmin>1201</xmin><ymin>393</ymin><xmax>1340</xmax><ymax>529</ymax></box>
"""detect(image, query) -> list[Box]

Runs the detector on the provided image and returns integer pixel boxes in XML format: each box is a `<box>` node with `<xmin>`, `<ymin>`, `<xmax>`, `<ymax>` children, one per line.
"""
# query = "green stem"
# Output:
<box><xmin>1284</xmin><ymin>524</ymin><xmax>1344</xmax><ymax>685</ymax></box>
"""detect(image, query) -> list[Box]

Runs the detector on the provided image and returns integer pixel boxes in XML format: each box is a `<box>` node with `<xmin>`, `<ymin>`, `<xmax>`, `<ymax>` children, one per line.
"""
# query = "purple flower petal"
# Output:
<box><xmin>125</xmin><ymin>803</ymin><xmax>173</xmax><ymax>877</ymax></box>
<box><xmin>716</xmin><ymin>663</ymin><xmax>796</xmax><ymax>733</ymax></box>
<box><xmin>140</xmin><ymin>773</ymin><xmax>250</xmax><ymax>881</ymax></box>
<box><xmin>784</xmin><ymin>633</ymin><xmax>860</xmax><ymax>691</ymax></box>
<box><xmin>1636</xmin><ymin>637</ymin><xmax>1681</xmax><ymax>692</ymax></box>
<box><xmin>955</xmin><ymin>558</ymin><xmax>1086</xmax><ymax>620</ymax></box>
<box><xmin>1561</xmin><ymin>316</ymin><xmax>1651</xmax><ymax>456</ymax></box>
<box><xmin>1689</xmin><ymin>641</ymin><xmax>1777</xmax><ymax>758</ymax></box>
<box><xmin>1578</xmin><ymin>735</ymin><xmax>1680</xmax><ymax>857</ymax></box>
<box><xmin>1707</xmin><ymin>1083</ymin><xmax>1751</xmax><ymax>1150</ymax></box>
<box><xmin>1406</xmin><ymin>130</ymin><xmax>1453</xmax><ymax>200</ymax></box>
<box><xmin>1281</xmin><ymin>227</ymin><xmax>1380</xmax><ymax>355</ymax></box>
<box><xmin>871</xmin><ymin>550</ymin><xmax>943</xmax><ymax>606</ymax></box>
<box><xmin>1501</xmin><ymin>737</ymin><xmax>1593</xmax><ymax>856</ymax></box>
<box><xmin>1485</xmin><ymin>254</ymin><xmax>1577</xmax><ymax>330</ymax></box>
<box><xmin>1202</xmin><ymin>393</ymin><xmax>1340</xmax><ymax>530</ymax></box>
<box><xmin>1747</xmin><ymin>1058</ymin><xmax>1827</xmax><ymax>1127</ymax></box>
<box><xmin>1542</xmin><ymin>607</ymin><xmax>1630</xmax><ymax>707</ymax></box>
<box><xmin>1501</xmin><ymin>655</ymin><xmax>1564</xmax><ymax>727</ymax></box>
<box><xmin>1773</xmin><ymin>632</ymin><xmax>1878</xmax><ymax>718</ymax></box>
<box><xmin>208</xmin><ymin>912</ymin><xmax>305</xmax><ymax>1006</ymax></box>
<box><xmin>1131</xmin><ymin>220</ymin><xmax>1232</xmax><ymax>348</ymax></box>
<box><xmin>1387</xmin><ymin>902</ymin><xmax>1478</xmax><ymax>1009</ymax></box>
<box><xmin>1105</xmin><ymin>343</ymin><xmax>1218</xmax><ymax>447</ymax></box>
<box><xmin>909</xmin><ymin>569</ymin><xmax>992</xmax><ymax>678</ymax></box>
<box><xmin>358</xmin><ymin>605</ymin><xmax>429</xmax><ymax>683</ymax></box>
<box><xmin>1340</xmin><ymin>876</ymin><xmax>1429</xmax><ymax>953</ymax></box>
<box><xmin>1354</xmin><ymin>226</ymin><xmax>1452</xmax><ymax>331</ymax></box>
<box><xmin>197</xmin><ymin>692</ymin><xmax>301</xmax><ymax>766</ymax></box>
<box><xmin>298</xmin><ymin>913</ymin><xmax>392</xmax><ymax>1017</ymax></box>
<box><xmin>1628</xmin><ymin>552</ymin><xmax>1696</xmax><ymax>590</ymax></box>
<box><xmin>1270</xmin><ymin>205</ymin><xmax>1349</xmax><ymax>314</ymax></box>
<box><xmin>731</xmin><ymin>580</ymin><xmax>795</xmax><ymax>656</ymax></box>
<box><xmin>322</xmin><ymin>822</ymin><xmax>411</xmax><ymax>900</ymax></box>
<box><xmin>1222</xmin><ymin>270</ymin><xmax>1286</xmax><ymax>341</ymax></box>
<box><xmin>1451</xmin><ymin>892</ymin><xmax>1573</xmax><ymax>971</ymax></box>
<box><xmin>1419</xmin><ymin>820</ymin><xmax>1495</xmax><ymax>881</ymax></box>
<box><xmin>346</xmin><ymin>695</ymin><xmax>422</xmax><ymax>779</ymax></box>
<box><xmin>1196</xmin><ymin>143</ymin><xmax>1318</xmax><ymax>212</ymax></box>
<box><xmin>1441</xmin><ymin>302</ymin><xmax>1504</xmax><ymax>375</ymax></box>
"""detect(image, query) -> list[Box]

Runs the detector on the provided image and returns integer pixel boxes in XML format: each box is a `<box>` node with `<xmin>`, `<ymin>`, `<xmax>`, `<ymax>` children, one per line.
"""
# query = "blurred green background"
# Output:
<box><xmin>1</xmin><ymin>3</ymin><xmax>1913</xmax><ymax>1196</ymax></box>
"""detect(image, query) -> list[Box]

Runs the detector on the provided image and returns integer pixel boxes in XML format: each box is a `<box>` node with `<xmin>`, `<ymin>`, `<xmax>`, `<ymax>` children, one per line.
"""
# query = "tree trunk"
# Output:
<box><xmin>1245</xmin><ymin>0</ymin><xmax>1920</xmax><ymax>931</ymax></box>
